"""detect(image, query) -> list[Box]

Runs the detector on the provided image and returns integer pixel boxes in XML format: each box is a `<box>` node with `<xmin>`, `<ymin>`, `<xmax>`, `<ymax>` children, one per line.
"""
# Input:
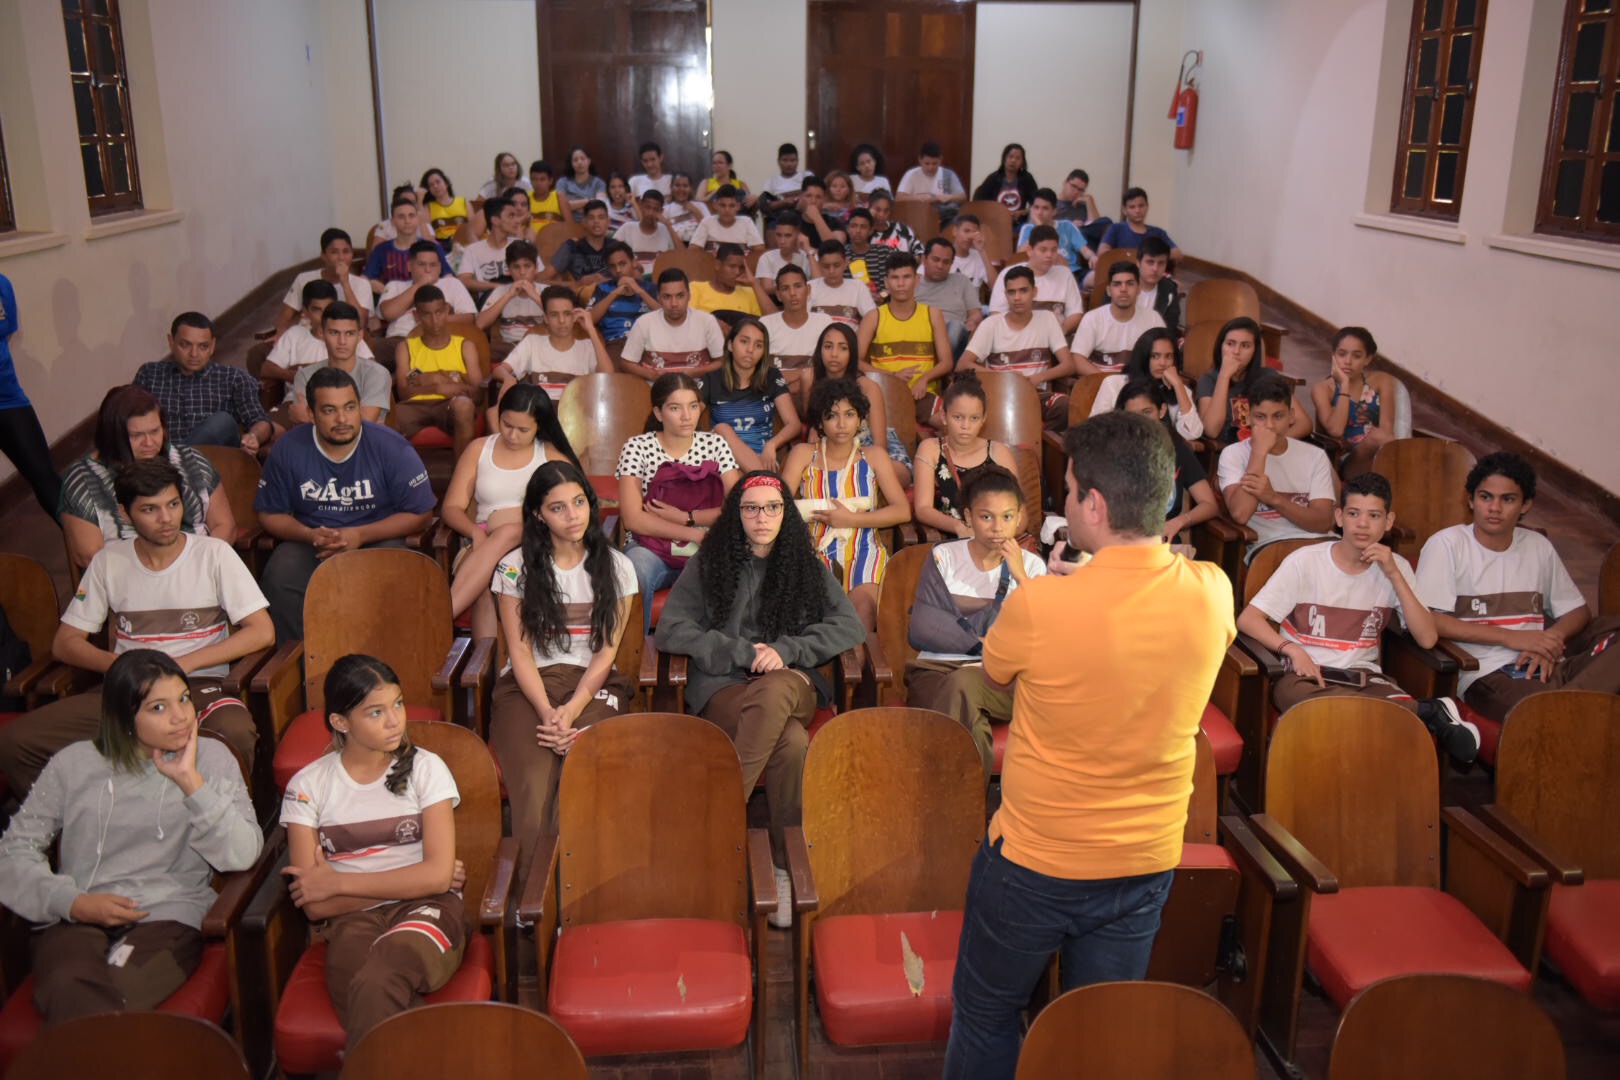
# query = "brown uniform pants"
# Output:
<box><xmin>1270</xmin><ymin>671</ymin><xmax>1420</xmax><ymax>716</ymax></box>
<box><xmin>33</xmin><ymin>920</ymin><xmax>202</xmax><ymax>1025</ymax></box>
<box><xmin>1463</xmin><ymin>616</ymin><xmax>1620</xmax><ymax>723</ymax></box>
<box><xmin>906</xmin><ymin>659</ymin><xmax>1010</xmax><ymax>777</ymax></box>
<box><xmin>0</xmin><ymin>679</ymin><xmax>256</xmax><ymax>800</ymax></box>
<box><xmin>487</xmin><ymin>665</ymin><xmax>634</xmax><ymax>862</ymax></box>
<box><xmin>319</xmin><ymin>891</ymin><xmax>471</xmax><ymax>1051</ymax></box>
<box><xmin>701</xmin><ymin>669</ymin><xmax>816</xmax><ymax>867</ymax></box>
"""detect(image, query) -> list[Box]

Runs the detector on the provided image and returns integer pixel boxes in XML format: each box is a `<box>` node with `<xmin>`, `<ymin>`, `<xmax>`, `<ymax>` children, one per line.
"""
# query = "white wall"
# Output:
<box><xmin>712</xmin><ymin>0</ymin><xmax>807</xmax><ymax>194</ymax></box>
<box><xmin>971</xmin><ymin>3</ymin><xmax>1136</xmax><ymax>205</ymax></box>
<box><xmin>0</xmin><ymin>0</ymin><xmax>368</xmax><ymax>485</ymax></box>
<box><xmin>1166</xmin><ymin>0</ymin><xmax>1620</xmax><ymax>494</ymax></box>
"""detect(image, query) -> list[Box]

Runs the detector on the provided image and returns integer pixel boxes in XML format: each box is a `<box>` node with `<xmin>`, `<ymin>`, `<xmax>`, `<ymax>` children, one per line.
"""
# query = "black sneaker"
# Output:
<box><xmin>1432</xmin><ymin>697</ymin><xmax>1481</xmax><ymax>765</ymax></box>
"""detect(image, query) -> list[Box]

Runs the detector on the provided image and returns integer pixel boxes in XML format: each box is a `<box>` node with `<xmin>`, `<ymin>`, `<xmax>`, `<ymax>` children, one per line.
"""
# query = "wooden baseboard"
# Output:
<box><xmin>0</xmin><ymin>256</ymin><xmax>320</xmax><ymax>518</ymax></box>
<box><xmin>1180</xmin><ymin>254</ymin><xmax>1620</xmax><ymax>531</ymax></box>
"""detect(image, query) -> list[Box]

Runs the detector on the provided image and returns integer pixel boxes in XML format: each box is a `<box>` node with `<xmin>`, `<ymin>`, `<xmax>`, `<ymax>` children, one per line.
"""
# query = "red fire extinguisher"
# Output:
<box><xmin>1169</xmin><ymin>50</ymin><xmax>1202</xmax><ymax>150</ymax></box>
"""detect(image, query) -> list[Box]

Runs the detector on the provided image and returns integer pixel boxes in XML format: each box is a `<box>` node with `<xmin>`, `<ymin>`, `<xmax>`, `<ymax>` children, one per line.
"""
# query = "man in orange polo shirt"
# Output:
<box><xmin>943</xmin><ymin>410</ymin><xmax>1235</xmax><ymax>1080</ymax></box>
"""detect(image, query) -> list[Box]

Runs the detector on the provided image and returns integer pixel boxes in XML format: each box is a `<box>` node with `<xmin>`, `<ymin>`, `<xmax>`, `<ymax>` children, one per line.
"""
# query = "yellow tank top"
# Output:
<box><xmin>404</xmin><ymin>335</ymin><xmax>468</xmax><ymax>402</ymax></box>
<box><xmin>528</xmin><ymin>189</ymin><xmax>564</xmax><ymax>230</ymax></box>
<box><xmin>868</xmin><ymin>302</ymin><xmax>937</xmax><ymax>389</ymax></box>
<box><xmin>428</xmin><ymin>197</ymin><xmax>469</xmax><ymax>242</ymax></box>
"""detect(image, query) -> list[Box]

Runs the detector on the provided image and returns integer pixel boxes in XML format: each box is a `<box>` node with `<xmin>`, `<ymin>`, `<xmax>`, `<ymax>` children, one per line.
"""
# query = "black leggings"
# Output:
<box><xmin>0</xmin><ymin>405</ymin><xmax>60</xmax><ymax>520</ymax></box>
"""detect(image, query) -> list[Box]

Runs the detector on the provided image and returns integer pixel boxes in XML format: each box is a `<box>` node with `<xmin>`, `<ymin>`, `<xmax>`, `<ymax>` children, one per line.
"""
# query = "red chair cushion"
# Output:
<box><xmin>1179</xmin><ymin>842</ymin><xmax>1239</xmax><ymax>871</ymax></box>
<box><xmin>1457</xmin><ymin>701</ymin><xmax>1502</xmax><ymax>767</ymax></box>
<box><xmin>648</xmin><ymin>589</ymin><xmax>670</xmax><ymax>629</ymax></box>
<box><xmin>1544</xmin><ymin>879</ymin><xmax>1620</xmax><ymax>1009</ymax></box>
<box><xmin>0</xmin><ymin>941</ymin><xmax>230</xmax><ymax>1073</ymax></box>
<box><xmin>548</xmin><ymin>918</ymin><xmax>751</xmax><ymax>1056</ymax></box>
<box><xmin>273</xmin><ymin>704</ymin><xmax>444</xmax><ymax>791</ymax></box>
<box><xmin>992</xmin><ymin>721</ymin><xmax>1009</xmax><ymax>774</ymax></box>
<box><xmin>409</xmin><ymin>415</ymin><xmax>486</xmax><ymax>450</ymax></box>
<box><xmin>1200</xmin><ymin>702</ymin><xmax>1243</xmax><ymax>776</ymax></box>
<box><xmin>1307</xmin><ymin>886</ymin><xmax>1531</xmax><ymax>1009</ymax></box>
<box><xmin>274</xmin><ymin>931</ymin><xmax>492</xmax><ymax>1075</ymax></box>
<box><xmin>812</xmin><ymin>910</ymin><xmax>963</xmax><ymax>1047</ymax></box>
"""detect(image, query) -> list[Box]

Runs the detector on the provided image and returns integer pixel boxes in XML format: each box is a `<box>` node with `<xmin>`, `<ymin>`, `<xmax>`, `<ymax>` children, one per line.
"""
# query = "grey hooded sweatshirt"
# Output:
<box><xmin>0</xmin><ymin>739</ymin><xmax>261</xmax><ymax>928</ymax></box>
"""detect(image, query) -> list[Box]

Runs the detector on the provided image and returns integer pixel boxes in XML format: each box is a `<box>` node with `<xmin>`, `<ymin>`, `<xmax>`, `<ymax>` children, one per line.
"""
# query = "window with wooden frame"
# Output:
<box><xmin>63</xmin><ymin>0</ymin><xmax>142</xmax><ymax>215</ymax></box>
<box><xmin>0</xmin><ymin>118</ymin><xmax>15</xmax><ymax>233</ymax></box>
<box><xmin>1391</xmin><ymin>0</ymin><xmax>1488</xmax><ymax>219</ymax></box>
<box><xmin>1537</xmin><ymin>0</ymin><xmax>1620</xmax><ymax>242</ymax></box>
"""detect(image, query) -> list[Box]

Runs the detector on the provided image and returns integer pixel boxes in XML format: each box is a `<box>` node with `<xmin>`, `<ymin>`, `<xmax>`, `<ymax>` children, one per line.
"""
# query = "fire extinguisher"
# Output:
<box><xmin>1169</xmin><ymin>50</ymin><xmax>1202</xmax><ymax>150</ymax></box>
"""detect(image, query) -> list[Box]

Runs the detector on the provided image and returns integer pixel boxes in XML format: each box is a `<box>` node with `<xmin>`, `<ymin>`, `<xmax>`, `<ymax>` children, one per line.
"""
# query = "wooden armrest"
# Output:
<box><xmin>783</xmin><ymin>826</ymin><xmax>819</xmax><ymax>914</ymax></box>
<box><xmin>1222</xmin><ymin>642</ymin><xmax>1258</xmax><ymax>678</ymax></box>
<box><xmin>1219</xmin><ymin>815</ymin><xmax>1298</xmax><ymax>900</ymax></box>
<box><xmin>1388</xmin><ymin>523</ymin><xmax>1416</xmax><ymax>545</ymax></box>
<box><xmin>1234</xmin><ymin>633</ymin><xmax>1285</xmax><ymax>680</ymax></box>
<box><xmin>1444</xmin><ymin>806</ymin><xmax>1549</xmax><ymax>889</ymax></box>
<box><xmin>231</xmin><ymin>526</ymin><xmax>263</xmax><ymax>552</ymax></box>
<box><xmin>238</xmin><ymin>828</ymin><xmax>294</xmax><ymax>937</ymax></box>
<box><xmin>747</xmin><ymin>828</ymin><xmax>779</xmax><ymax>917</ymax></box>
<box><xmin>457</xmin><ymin>636</ymin><xmax>496</xmax><ymax>692</ymax></box>
<box><xmin>863</xmin><ymin>626</ymin><xmax>893</xmax><ymax>689</ymax></box>
<box><xmin>517</xmin><ymin>833</ymin><xmax>561</xmax><ymax>925</ymax></box>
<box><xmin>896</xmin><ymin>522</ymin><xmax>925</xmax><ymax>548</ymax></box>
<box><xmin>1260</xmin><ymin>322</ymin><xmax>1288</xmax><ymax>338</ymax></box>
<box><xmin>1382</xmin><ymin>629</ymin><xmax>1460</xmax><ymax>673</ymax></box>
<box><xmin>404</xmin><ymin>515</ymin><xmax>439</xmax><ymax>553</ymax></box>
<box><xmin>1477</xmin><ymin>804</ymin><xmax>1583</xmax><ymax>885</ymax></box>
<box><xmin>1249</xmin><ymin>814</ymin><xmax>1339</xmax><ymax>893</ymax></box>
<box><xmin>667</xmin><ymin>653</ymin><xmax>688</xmax><ymax>686</ymax></box>
<box><xmin>1435</xmin><ymin>639</ymin><xmax>1479</xmax><ymax>671</ymax></box>
<box><xmin>1201</xmin><ymin>514</ymin><xmax>1255</xmax><ymax>544</ymax></box>
<box><xmin>203</xmin><ymin>827</ymin><xmax>287</xmax><ymax>938</ymax></box>
<box><xmin>431</xmin><ymin>636</ymin><xmax>471</xmax><ymax>695</ymax></box>
<box><xmin>639</xmin><ymin>637</ymin><xmax>660</xmax><ymax>686</ymax></box>
<box><xmin>480</xmin><ymin>837</ymin><xmax>519</xmax><ymax>928</ymax></box>
<box><xmin>1307</xmin><ymin>431</ymin><xmax>1345</xmax><ymax>458</ymax></box>
<box><xmin>253</xmin><ymin>328</ymin><xmax>276</xmax><ymax>341</ymax></box>
<box><xmin>3</xmin><ymin>655</ymin><xmax>60</xmax><ymax>699</ymax></box>
<box><xmin>430</xmin><ymin>520</ymin><xmax>454</xmax><ymax>557</ymax></box>
<box><xmin>249</xmin><ymin>639</ymin><xmax>302</xmax><ymax>695</ymax></box>
<box><xmin>220</xmin><ymin>645</ymin><xmax>274</xmax><ymax>698</ymax></box>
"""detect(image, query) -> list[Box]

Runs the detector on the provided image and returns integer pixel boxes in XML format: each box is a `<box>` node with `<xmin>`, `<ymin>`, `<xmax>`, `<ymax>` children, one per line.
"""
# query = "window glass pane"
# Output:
<box><xmin>1599</xmin><ymin>161</ymin><xmax>1620</xmax><ymax>223</ymax></box>
<box><xmin>61</xmin><ymin>0</ymin><xmax>81</xmax><ymax>14</ymax></box>
<box><xmin>1404</xmin><ymin>150</ymin><xmax>1428</xmax><ymax>199</ymax></box>
<box><xmin>1583</xmin><ymin>0</ymin><xmax>1613</xmax><ymax>13</ymax></box>
<box><xmin>1440</xmin><ymin>93</ymin><xmax>1467</xmax><ymax>144</ymax></box>
<box><xmin>73</xmin><ymin>80</ymin><xmax>97</xmax><ymax>138</ymax></box>
<box><xmin>1417</xmin><ymin>37</ymin><xmax>1439</xmax><ymax>87</ymax></box>
<box><xmin>99</xmin><ymin>85</ymin><xmax>125</xmax><ymax>136</ymax></box>
<box><xmin>87</xmin><ymin>0</ymin><xmax>109</xmax><ymax>15</ymax></box>
<box><xmin>92</xmin><ymin>22</ymin><xmax>118</xmax><ymax>78</ymax></box>
<box><xmin>1410</xmin><ymin>94</ymin><xmax>1434</xmax><ymax>143</ymax></box>
<box><xmin>107</xmin><ymin>141</ymin><xmax>130</xmax><ymax>195</ymax></box>
<box><xmin>64</xmin><ymin>20</ymin><xmax>88</xmax><ymax>73</ymax></box>
<box><xmin>1433</xmin><ymin>151</ymin><xmax>1459</xmax><ymax>202</ymax></box>
<box><xmin>1573</xmin><ymin>21</ymin><xmax>1606</xmax><ymax>82</ymax></box>
<box><xmin>1447</xmin><ymin>33</ymin><xmax>1473</xmax><ymax>85</ymax></box>
<box><xmin>80</xmin><ymin>143</ymin><xmax>105</xmax><ymax>197</ymax></box>
<box><xmin>1554</xmin><ymin>159</ymin><xmax>1586</xmax><ymax>217</ymax></box>
<box><xmin>1422</xmin><ymin>0</ymin><xmax>1443</xmax><ymax>31</ymax></box>
<box><xmin>1564</xmin><ymin>91</ymin><xmax>1596</xmax><ymax>153</ymax></box>
<box><xmin>1454</xmin><ymin>0</ymin><xmax>1477</xmax><ymax>27</ymax></box>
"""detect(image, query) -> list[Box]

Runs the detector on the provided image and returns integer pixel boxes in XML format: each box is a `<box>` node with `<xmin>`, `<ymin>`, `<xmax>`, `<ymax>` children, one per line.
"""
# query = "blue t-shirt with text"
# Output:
<box><xmin>1100</xmin><ymin>222</ymin><xmax>1176</xmax><ymax>253</ymax></box>
<box><xmin>254</xmin><ymin>421</ymin><xmax>434</xmax><ymax>529</ymax></box>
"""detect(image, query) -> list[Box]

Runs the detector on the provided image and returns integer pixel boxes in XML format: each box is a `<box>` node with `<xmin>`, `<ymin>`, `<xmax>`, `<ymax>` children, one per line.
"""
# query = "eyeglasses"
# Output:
<box><xmin>740</xmin><ymin>502</ymin><xmax>785</xmax><ymax>519</ymax></box>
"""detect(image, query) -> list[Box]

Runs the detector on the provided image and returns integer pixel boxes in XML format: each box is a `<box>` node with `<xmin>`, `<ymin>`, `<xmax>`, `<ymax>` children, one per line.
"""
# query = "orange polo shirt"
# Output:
<box><xmin>982</xmin><ymin>542</ymin><xmax>1234</xmax><ymax>880</ymax></box>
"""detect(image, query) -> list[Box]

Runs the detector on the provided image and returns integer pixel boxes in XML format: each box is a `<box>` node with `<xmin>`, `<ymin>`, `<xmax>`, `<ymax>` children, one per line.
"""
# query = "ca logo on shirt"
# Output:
<box><xmin>1470</xmin><ymin>597</ymin><xmax>1489</xmax><ymax>615</ymax></box>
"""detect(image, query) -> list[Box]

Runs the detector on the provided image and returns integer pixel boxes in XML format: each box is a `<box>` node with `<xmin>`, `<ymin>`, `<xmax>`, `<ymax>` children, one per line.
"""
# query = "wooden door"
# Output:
<box><xmin>805</xmin><ymin>1</ymin><xmax>975</xmax><ymax>182</ymax></box>
<box><xmin>536</xmin><ymin>0</ymin><xmax>712</xmax><ymax>180</ymax></box>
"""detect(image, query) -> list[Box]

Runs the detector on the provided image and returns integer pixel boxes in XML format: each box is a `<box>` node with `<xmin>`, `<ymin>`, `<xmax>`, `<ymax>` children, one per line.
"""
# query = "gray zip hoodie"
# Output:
<box><xmin>0</xmin><ymin>739</ymin><xmax>262</xmax><ymax>928</ymax></box>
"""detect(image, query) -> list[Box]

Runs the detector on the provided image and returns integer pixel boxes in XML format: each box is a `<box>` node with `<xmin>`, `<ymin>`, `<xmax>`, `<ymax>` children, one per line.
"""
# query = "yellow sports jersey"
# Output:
<box><xmin>868</xmin><ymin>301</ymin><xmax>937</xmax><ymax>389</ymax></box>
<box><xmin>689</xmin><ymin>280</ymin><xmax>762</xmax><ymax>317</ymax></box>
<box><xmin>528</xmin><ymin>188</ymin><xmax>565</xmax><ymax>230</ymax></box>
<box><xmin>427</xmin><ymin>197</ymin><xmax>469</xmax><ymax>243</ymax></box>
<box><xmin>404</xmin><ymin>335</ymin><xmax>468</xmax><ymax>402</ymax></box>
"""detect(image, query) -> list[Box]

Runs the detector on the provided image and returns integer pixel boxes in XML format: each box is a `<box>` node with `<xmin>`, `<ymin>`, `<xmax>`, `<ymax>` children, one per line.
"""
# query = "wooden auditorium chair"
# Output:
<box><xmin>887</xmin><ymin>197</ymin><xmax>942</xmax><ymax>243</ymax></box>
<box><xmin>954</xmin><ymin>201</ymin><xmax>1016</xmax><ymax>270</ymax></box>
<box><xmin>340</xmin><ymin>1001</ymin><xmax>587</xmax><ymax>1079</ymax></box>
<box><xmin>0</xmin><ymin>553</ymin><xmax>71</xmax><ymax>716</ymax></box>
<box><xmin>652</xmin><ymin>246</ymin><xmax>718</xmax><ymax>284</ymax></box>
<box><xmin>1370</xmin><ymin>436</ymin><xmax>1476</xmax><ymax>557</ymax></box>
<box><xmin>557</xmin><ymin>371</ymin><xmax>650</xmax><ymax>483</ymax></box>
<box><xmin>249</xmin><ymin>721</ymin><xmax>514</xmax><ymax>1077</ymax></box>
<box><xmin>195</xmin><ymin>444</ymin><xmax>270</xmax><ymax>576</ymax></box>
<box><xmin>5</xmin><ymin>1011</ymin><xmax>253</xmax><ymax>1080</ymax></box>
<box><xmin>1182</xmin><ymin>278</ymin><xmax>1287</xmax><ymax>362</ymax></box>
<box><xmin>1245</xmin><ymin>697</ymin><xmax>1548</xmax><ymax>1072</ymax></box>
<box><xmin>1037</xmin><ymin>371</ymin><xmax>1111</xmax><ymax>509</ymax></box>
<box><xmin>520</xmin><ymin>713</ymin><xmax>775</xmax><ymax>1074</ymax></box>
<box><xmin>1014</xmin><ymin>981</ymin><xmax>1255</xmax><ymax>1080</ymax></box>
<box><xmin>534</xmin><ymin>221</ymin><xmax>586</xmax><ymax>269</ymax></box>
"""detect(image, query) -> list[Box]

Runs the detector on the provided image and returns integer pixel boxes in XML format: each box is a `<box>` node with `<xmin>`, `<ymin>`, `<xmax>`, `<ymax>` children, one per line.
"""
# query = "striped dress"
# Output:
<box><xmin>800</xmin><ymin>442</ymin><xmax>889</xmax><ymax>590</ymax></box>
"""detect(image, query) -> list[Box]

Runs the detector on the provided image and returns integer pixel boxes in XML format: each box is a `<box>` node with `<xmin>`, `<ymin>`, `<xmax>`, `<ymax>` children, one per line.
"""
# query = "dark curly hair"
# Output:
<box><xmin>807</xmin><ymin>377</ymin><xmax>870</xmax><ymax>436</ymax></box>
<box><xmin>699</xmin><ymin>471</ymin><xmax>830</xmax><ymax>642</ymax></box>
<box><xmin>518</xmin><ymin>461</ymin><xmax>622</xmax><ymax>655</ymax></box>
<box><xmin>1466</xmin><ymin>452</ymin><xmax>1536</xmax><ymax>501</ymax></box>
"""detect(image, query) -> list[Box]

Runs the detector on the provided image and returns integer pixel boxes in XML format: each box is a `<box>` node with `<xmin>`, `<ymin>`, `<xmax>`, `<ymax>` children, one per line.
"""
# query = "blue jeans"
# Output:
<box><xmin>942</xmin><ymin>836</ymin><xmax>1174</xmax><ymax>1080</ymax></box>
<box><xmin>184</xmin><ymin>410</ymin><xmax>242</xmax><ymax>448</ymax></box>
<box><xmin>625</xmin><ymin>541</ymin><xmax>680</xmax><ymax>634</ymax></box>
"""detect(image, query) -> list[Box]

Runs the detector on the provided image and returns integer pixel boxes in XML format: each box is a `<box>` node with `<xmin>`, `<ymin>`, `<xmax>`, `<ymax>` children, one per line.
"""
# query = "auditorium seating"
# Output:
<box><xmin>557</xmin><ymin>372</ymin><xmax>651</xmax><ymax>479</ymax></box>
<box><xmin>194</xmin><ymin>445</ymin><xmax>270</xmax><ymax>576</ymax></box>
<box><xmin>1370</xmin><ymin>436</ymin><xmax>1476</xmax><ymax>557</ymax></box>
<box><xmin>5</xmin><ymin>1011</ymin><xmax>253</xmax><ymax>1080</ymax></box>
<box><xmin>954</xmin><ymin>201</ymin><xmax>1015</xmax><ymax>269</ymax></box>
<box><xmin>1015</xmin><ymin>981</ymin><xmax>1255</xmax><ymax>1079</ymax></box>
<box><xmin>0</xmin><ymin>553</ymin><xmax>70</xmax><ymax>712</ymax></box>
<box><xmin>340</xmin><ymin>1001</ymin><xmax>587</xmax><ymax>1078</ymax></box>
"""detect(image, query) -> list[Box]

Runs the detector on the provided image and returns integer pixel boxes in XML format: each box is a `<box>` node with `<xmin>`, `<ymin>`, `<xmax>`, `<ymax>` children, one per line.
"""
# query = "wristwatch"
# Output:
<box><xmin>686</xmin><ymin>511</ymin><xmax>696</xmax><ymax>528</ymax></box>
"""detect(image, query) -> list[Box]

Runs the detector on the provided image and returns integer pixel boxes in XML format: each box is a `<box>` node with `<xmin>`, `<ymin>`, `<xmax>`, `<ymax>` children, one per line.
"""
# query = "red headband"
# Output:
<box><xmin>741</xmin><ymin>474</ymin><xmax>784</xmax><ymax>491</ymax></box>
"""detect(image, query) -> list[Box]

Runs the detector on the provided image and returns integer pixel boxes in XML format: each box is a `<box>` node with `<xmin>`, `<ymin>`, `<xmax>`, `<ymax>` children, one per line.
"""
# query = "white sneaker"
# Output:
<box><xmin>769</xmin><ymin>867</ymin><xmax>793</xmax><ymax>929</ymax></box>
<box><xmin>1434</xmin><ymin>697</ymin><xmax>1481</xmax><ymax>765</ymax></box>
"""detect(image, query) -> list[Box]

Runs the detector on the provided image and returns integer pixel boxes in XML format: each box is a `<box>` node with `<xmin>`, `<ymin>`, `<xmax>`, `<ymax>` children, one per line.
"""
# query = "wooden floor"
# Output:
<box><xmin>3</xmin><ymin>279</ymin><xmax>1617</xmax><ymax>1079</ymax></box>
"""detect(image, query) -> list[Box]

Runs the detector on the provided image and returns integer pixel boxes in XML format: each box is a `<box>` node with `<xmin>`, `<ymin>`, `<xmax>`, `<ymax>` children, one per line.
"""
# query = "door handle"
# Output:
<box><xmin>808</xmin><ymin>129</ymin><xmax>818</xmax><ymax>151</ymax></box>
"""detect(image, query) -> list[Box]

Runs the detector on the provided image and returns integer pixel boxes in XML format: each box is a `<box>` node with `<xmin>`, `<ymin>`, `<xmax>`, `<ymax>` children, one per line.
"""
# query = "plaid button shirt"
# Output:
<box><xmin>133</xmin><ymin>359</ymin><xmax>270</xmax><ymax>442</ymax></box>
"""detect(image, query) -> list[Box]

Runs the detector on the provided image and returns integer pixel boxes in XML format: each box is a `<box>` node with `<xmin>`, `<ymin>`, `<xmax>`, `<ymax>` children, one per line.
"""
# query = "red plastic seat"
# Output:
<box><xmin>992</xmin><ymin>721</ymin><xmax>1009</xmax><ymax>773</ymax></box>
<box><xmin>1200</xmin><ymin>702</ymin><xmax>1243</xmax><ymax>776</ymax></box>
<box><xmin>1307</xmin><ymin>887</ymin><xmax>1532</xmax><ymax>1009</ymax></box>
<box><xmin>648</xmin><ymin>588</ymin><xmax>670</xmax><ymax>629</ymax></box>
<box><xmin>1179</xmin><ymin>842</ymin><xmax>1239</xmax><ymax>871</ymax></box>
<box><xmin>273</xmin><ymin>932</ymin><xmax>493</xmax><ymax>1075</ymax></box>
<box><xmin>408</xmin><ymin>414</ymin><xmax>486</xmax><ymax>451</ymax></box>
<box><xmin>1544</xmin><ymin>879</ymin><xmax>1620</xmax><ymax>1009</ymax></box>
<box><xmin>547</xmin><ymin>918</ymin><xmax>751</xmax><ymax>1056</ymax></box>
<box><xmin>811</xmin><ymin>910</ymin><xmax>963</xmax><ymax>1047</ymax></box>
<box><xmin>272</xmin><ymin>704</ymin><xmax>445</xmax><ymax>790</ymax></box>
<box><xmin>0</xmin><ymin>942</ymin><xmax>230</xmax><ymax>1074</ymax></box>
<box><xmin>1458</xmin><ymin>700</ymin><xmax>1502</xmax><ymax>766</ymax></box>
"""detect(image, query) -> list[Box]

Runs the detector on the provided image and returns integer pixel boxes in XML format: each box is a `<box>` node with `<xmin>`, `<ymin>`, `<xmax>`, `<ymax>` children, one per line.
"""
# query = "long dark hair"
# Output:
<box><xmin>700</xmin><ymin>471</ymin><xmax>830</xmax><ymax>641</ymax></box>
<box><xmin>1124</xmin><ymin>328</ymin><xmax>1183</xmax><ymax>409</ymax></box>
<box><xmin>723</xmin><ymin>316</ymin><xmax>774</xmax><ymax>393</ymax></box>
<box><xmin>517</xmin><ymin>461</ymin><xmax>622</xmax><ymax>656</ymax></box>
<box><xmin>493</xmin><ymin>382</ymin><xmax>582</xmax><ymax>474</ymax></box>
<box><xmin>324</xmin><ymin>654</ymin><xmax>415</xmax><ymax>796</ymax></box>
<box><xmin>1214</xmin><ymin>317</ymin><xmax>1264</xmax><ymax>393</ymax></box>
<box><xmin>645</xmin><ymin>371</ymin><xmax>703</xmax><ymax>433</ymax></box>
<box><xmin>95</xmin><ymin>385</ymin><xmax>167</xmax><ymax>464</ymax></box>
<box><xmin>96</xmin><ymin>649</ymin><xmax>188</xmax><ymax>774</ymax></box>
<box><xmin>810</xmin><ymin>322</ymin><xmax>861</xmax><ymax>383</ymax></box>
<box><xmin>419</xmin><ymin>167</ymin><xmax>455</xmax><ymax>200</ymax></box>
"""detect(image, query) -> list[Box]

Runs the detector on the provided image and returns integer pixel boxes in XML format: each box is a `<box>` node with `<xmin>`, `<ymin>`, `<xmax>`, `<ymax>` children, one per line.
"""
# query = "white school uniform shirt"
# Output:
<box><xmin>480</xmin><ymin>283</ymin><xmax>547</xmax><ymax>346</ymax></box>
<box><xmin>378</xmin><ymin>276</ymin><xmax>478</xmax><ymax>337</ymax></box>
<box><xmin>755</xmin><ymin>249</ymin><xmax>812</xmax><ymax>285</ymax></box>
<box><xmin>500</xmin><ymin>336</ymin><xmax>602</xmax><ymax>399</ymax></box>
<box><xmin>282</xmin><ymin>271</ymin><xmax>374</xmax><ymax>317</ymax></box>
<box><xmin>1414</xmin><ymin>525</ymin><xmax>1587</xmax><ymax>695</ymax></box>
<box><xmin>492</xmin><ymin>548</ymin><xmax>638</xmax><ymax>670</ymax></box>
<box><xmin>808</xmin><ymin>277</ymin><xmax>876</xmax><ymax>328</ymax></box>
<box><xmin>951</xmin><ymin>250</ymin><xmax>988</xmax><ymax>289</ymax></box>
<box><xmin>988</xmin><ymin>263</ymin><xmax>1083</xmax><ymax>323</ymax></box>
<box><xmin>760</xmin><ymin>310</ymin><xmax>833</xmax><ymax>372</ymax></box>
<box><xmin>1069</xmin><ymin>305</ymin><xmax>1166</xmax><ymax>372</ymax></box>
<box><xmin>897</xmin><ymin>166</ymin><xmax>964</xmax><ymax>199</ymax></box>
<box><xmin>620</xmin><ymin>309</ymin><xmax>726</xmax><ymax>372</ymax></box>
<box><xmin>762</xmin><ymin>171</ymin><xmax>809</xmax><ymax>199</ymax></box>
<box><xmin>613</xmin><ymin>221</ymin><xmax>677</xmax><ymax>274</ymax></box>
<box><xmin>1249</xmin><ymin>541</ymin><xmax>1414</xmax><ymax>672</ymax></box>
<box><xmin>629</xmin><ymin>173</ymin><xmax>674</xmax><ymax>200</ymax></box>
<box><xmin>1215</xmin><ymin>438</ymin><xmax>1338</xmax><ymax>554</ymax></box>
<box><xmin>963</xmin><ymin>311</ymin><xmax>1068</xmax><ymax>382</ymax></box>
<box><xmin>916</xmin><ymin>541</ymin><xmax>1047</xmax><ymax>662</ymax></box>
<box><xmin>1090</xmin><ymin>373</ymin><xmax>1204</xmax><ymax>441</ymax></box>
<box><xmin>689</xmin><ymin>216</ymin><xmax>763</xmax><ymax>252</ymax></box>
<box><xmin>852</xmin><ymin>175</ymin><xmax>893</xmax><ymax>199</ymax></box>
